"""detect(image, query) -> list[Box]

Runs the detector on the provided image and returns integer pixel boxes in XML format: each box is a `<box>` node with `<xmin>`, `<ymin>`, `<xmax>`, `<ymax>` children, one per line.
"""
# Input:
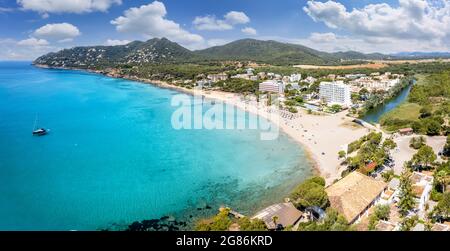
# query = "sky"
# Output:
<box><xmin>0</xmin><ymin>0</ymin><xmax>449</xmax><ymax>60</ymax></box>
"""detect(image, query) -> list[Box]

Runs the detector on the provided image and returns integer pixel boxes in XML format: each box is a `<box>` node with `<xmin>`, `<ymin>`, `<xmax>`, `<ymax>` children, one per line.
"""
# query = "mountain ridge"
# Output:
<box><xmin>34</xmin><ymin>37</ymin><xmax>391</xmax><ymax>67</ymax></box>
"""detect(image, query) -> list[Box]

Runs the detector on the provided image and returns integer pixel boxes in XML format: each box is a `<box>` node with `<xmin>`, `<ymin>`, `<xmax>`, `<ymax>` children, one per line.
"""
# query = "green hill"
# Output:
<box><xmin>34</xmin><ymin>38</ymin><xmax>388</xmax><ymax>68</ymax></box>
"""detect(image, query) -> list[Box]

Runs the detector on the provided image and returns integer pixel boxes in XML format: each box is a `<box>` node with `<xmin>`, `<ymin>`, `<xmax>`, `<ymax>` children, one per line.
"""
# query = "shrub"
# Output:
<box><xmin>291</xmin><ymin>177</ymin><xmax>328</xmax><ymax>209</ymax></box>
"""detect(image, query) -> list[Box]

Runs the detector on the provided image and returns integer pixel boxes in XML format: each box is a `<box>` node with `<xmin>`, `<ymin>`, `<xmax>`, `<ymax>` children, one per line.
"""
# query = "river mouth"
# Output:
<box><xmin>0</xmin><ymin>62</ymin><xmax>313</xmax><ymax>230</ymax></box>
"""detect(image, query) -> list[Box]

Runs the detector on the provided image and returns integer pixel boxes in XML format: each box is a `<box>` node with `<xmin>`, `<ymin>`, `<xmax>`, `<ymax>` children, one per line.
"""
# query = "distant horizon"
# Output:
<box><xmin>6</xmin><ymin>37</ymin><xmax>450</xmax><ymax>63</ymax></box>
<box><xmin>2</xmin><ymin>0</ymin><xmax>450</xmax><ymax>60</ymax></box>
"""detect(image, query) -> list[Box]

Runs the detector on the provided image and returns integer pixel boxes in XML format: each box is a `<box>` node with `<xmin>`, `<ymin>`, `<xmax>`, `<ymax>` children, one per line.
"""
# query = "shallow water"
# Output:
<box><xmin>0</xmin><ymin>62</ymin><xmax>313</xmax><ymax>230</ymax></box>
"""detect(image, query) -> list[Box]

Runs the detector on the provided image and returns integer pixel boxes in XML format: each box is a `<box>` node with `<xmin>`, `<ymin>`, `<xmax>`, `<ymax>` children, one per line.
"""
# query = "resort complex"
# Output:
<box><xmin>1</xmin><ymin>0</ymin><xmax>450</xmax><ymax>240</ymax></box>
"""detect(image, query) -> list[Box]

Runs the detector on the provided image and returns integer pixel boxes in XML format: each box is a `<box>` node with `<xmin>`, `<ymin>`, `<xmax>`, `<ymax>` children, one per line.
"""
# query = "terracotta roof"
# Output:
<box><xmin>399</xmin><ymin>128</ymin><xmax>413</xmax><ymax>133</ymax></box>
<box><xmin>375</xmin><ymin>220</ymin><xmax>396</xmax><ymax>231</ymax></box>
<box><xmin>252</xmin><ymin>203</ymin><xmax>302</xmax><ymax>230</ymax></box>
<box><xmin>364</xmin><ymin>162</ymin><xmax>377</xmax><ymax>173</ymax></box>
<box><xmin>412</xmin><ymin>185</ymin><xmax>425</xmax><ymax>198</ymax></box>
<box><xmin>431</xmin><ymin>223</ymin><xmax>449</xmax><ymax>231</ymax></box>
<box><xmin>326</xmin><ymin>171</ymin><xmax>387</xmax><ymax>223</ymax></box>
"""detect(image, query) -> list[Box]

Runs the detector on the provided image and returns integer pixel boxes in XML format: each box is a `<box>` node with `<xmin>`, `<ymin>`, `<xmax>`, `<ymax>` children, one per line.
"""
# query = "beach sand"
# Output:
<box><xmin>34</xmin><ymin>65</ymin><xmax>372</xmax><ymax>185</ymax></box>
<box><xmin>185</xmin><ymin>89</ymin><xmax>371</xmax><ymax>185</ymax></box>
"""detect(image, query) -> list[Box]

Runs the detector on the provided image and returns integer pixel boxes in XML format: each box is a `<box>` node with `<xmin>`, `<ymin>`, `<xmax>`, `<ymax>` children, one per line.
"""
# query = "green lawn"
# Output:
<box><xmin>414</xmin><ymin>74</ymin><xmax>427</xmax><ymax>85</ymax></box>
<box><xmin>380</xmin><ymin>102</ymin><xmax>422</xmax><ymax>132</ymax></box>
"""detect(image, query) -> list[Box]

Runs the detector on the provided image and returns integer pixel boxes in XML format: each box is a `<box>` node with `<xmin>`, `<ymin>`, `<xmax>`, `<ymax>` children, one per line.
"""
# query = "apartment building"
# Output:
<box><xmin>319</xmin><ymin>81</ymin><xmax>352</xmax><ymax>107</ymax></box>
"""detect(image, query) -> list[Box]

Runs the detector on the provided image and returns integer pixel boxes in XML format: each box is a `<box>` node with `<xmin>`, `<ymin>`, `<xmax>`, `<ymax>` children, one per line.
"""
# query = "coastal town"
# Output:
<box><xmin>3</xmin><ymin>1</ymin><xmax>450</xmax><ymax>247</ymax></box>
<box><xmin>74</xmin><ymin>61</ymin><xmax>449</xmax><ymax>232</ymax></box>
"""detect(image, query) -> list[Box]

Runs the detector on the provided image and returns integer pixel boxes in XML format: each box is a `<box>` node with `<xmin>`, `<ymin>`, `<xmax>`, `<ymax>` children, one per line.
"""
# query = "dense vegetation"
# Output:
<box><xmin>368</xmin><ymin>204</ymin><xmax>391</xmax><ymax>230</ymax></box>
<box><xmin>297</xmin><ymin>208</ymin><xmax>351</xmax><ymax>231</ymax></box>
<box><xmin>344</xmin><ymin>132</ymin><xmax>396</xmax><ymax>176</ymax></box>
<box><xmin>380</xmin><ymin>71</ymin><xmax>450</xmax><ymax>134</ymax></box>
<box><xmin>212</xmin><ymin>78</ymin><xmax>259</xmax><ymax>93</ymax></box>
<box><xmin>290</xmin><ymin>176</ymin><xmax>328</xmax><ymax>210</ymax></box>
<box><xmin>35</xmin><ymin>38</ymin><xmax>392</xmax><ymax>68</ymax></box>
<box><xmin>359</xmin><ymin>77</ymin><xmax>412</xmax><ymax>118</ymax></box>
<box><xmin>195</xmin><ymin>208</ymin><xmax>268</xmax><ymax>231</ymax></box>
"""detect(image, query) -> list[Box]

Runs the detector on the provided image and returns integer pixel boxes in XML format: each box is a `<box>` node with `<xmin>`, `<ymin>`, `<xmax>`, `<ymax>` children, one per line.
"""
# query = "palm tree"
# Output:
<box><xmin>435</xmin><ymin>170</ymin><xmax>447</xmax><ymax>193</ymax></box>
<box><xmin>272</xmin><ymin>215</ymin><xmax>279</xmax><ymax>229</ymax></box>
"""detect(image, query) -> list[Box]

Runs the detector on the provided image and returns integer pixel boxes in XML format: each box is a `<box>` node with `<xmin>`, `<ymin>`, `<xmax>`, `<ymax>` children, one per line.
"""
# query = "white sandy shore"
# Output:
<box><xmin>34</xmin><ymin>64</ymin><xmax>371</xmax><ymax>184</ymax></box>
<box><xmin>183</xmin><ymin>89</ymin><xmax>371</xmax><ymax>184</ymax></box>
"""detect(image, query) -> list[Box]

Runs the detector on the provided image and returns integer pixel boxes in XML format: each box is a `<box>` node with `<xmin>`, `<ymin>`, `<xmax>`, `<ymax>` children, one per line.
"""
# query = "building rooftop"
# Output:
<box><xmin>375</xmin><ymin>220</ymin><xmax>397</xmax><ymax>231</ymax></box>
<box><xmin>252</xmin><ymin>202</ymin><xmax>302</xmax><ymax>230</ymax></box>
<box><xmin>412</xmin><ymin>223</ymin><xmax>425</xmax><ymax>231</ymax></box>
<box><xmin>325</xmin><ymin>171</ymin><xmax>387</xmax><ymax>223</ymax></box>
<box><xmin>399</xmin><ymin>128</ymin><xmax>414</xmax><ymax>133</ymax></box>
<box><xmin>431</xmin><ymin>223</ymin><xmax>449</xmax><ymax>231</ymax></box>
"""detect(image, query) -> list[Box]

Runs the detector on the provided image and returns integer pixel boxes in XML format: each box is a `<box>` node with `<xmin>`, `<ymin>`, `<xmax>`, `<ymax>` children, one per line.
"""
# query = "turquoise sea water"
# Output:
<box><xmin>0</xmin><ymin>62</ymin><xmax>312</xmax><ymax>230</ymax></box>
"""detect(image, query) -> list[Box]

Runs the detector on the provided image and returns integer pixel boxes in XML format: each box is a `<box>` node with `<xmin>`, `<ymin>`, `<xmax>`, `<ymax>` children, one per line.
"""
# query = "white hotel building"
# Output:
<box><xmin>259</xmin><ymin>80</ymin><xmax>285</xmax><ymax>94</ymax></box>
<box><xmin>319</xmin><ymin>81</ymin><xmax>352</xmax><ymax>107</ymax></box>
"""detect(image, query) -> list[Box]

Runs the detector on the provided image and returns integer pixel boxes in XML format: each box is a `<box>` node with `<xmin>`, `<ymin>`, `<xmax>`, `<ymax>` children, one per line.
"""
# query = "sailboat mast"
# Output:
<box><xmin>33</xmin><ymin>114</ymin><xmax>38</xmax><ymax>131</ymax></box>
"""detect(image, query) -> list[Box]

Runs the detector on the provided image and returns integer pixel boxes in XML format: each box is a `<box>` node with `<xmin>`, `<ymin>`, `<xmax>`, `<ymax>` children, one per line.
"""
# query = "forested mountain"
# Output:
<box><xmin>34</xmin><ymin>38</ymin><xmax>389</xmax><ymax>67</ymax></box>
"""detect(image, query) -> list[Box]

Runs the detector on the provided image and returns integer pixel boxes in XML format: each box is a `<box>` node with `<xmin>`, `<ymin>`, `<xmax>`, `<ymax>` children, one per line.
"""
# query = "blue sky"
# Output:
<box><xmin>1</xmin><ymin>0</ymin><xmax>449</xmax><ymax>60</ymax></box>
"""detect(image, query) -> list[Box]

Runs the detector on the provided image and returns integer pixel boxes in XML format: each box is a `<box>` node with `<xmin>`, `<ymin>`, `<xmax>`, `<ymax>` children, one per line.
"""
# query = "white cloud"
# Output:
<box><xmin>241</xmin><ymin>27</ymin><xmax>257</xmax><ymax>36</ymax></box>
<box><xmin>224</xmin><ymin>11</ymin><xmax>250</xmax><ymax>25</ymax></box>
<box><xmin>17</xmin><ymin>0</ymin><xmax>122</xmax><ymax>14</ymax></box>
<box><xmin>17</xmin><ymin>37</ymin><xmax>49</xmax><ymax>46</ymax></box>
<box><xmin>111</xmin><ymin>1</ymin><xmax>203</xmax><ymax>46</ymax></box>
<box><xmin>0</xmin><ymin>38</ymin><xmax>56</xmax><ymax>60</ymax></box>
<box><xmin>308</xmin><ymin>32</ymin><xmax>337</xmax><ymax>43</ymax></box>
<box><xmin>284</xmin><ymin>32</ymin><xmax>449</xmax><ymax>54</ymax></box>
<box><xmin>193</xmin><ymin>16</ymin><xmax>233</xmax><ymax>31</ymax></box>
<box><xmin>33</xmin><ymin>23</ymin><xmax>81</xmax><ymax>42</ymax></box>
<box><xmin>193</xmin><ymin>11</ymin><xmax>250</xmax><ymax>31</ymax></box>
<box><xmin>303</xmin><ymin>0</ymin><xmax>450</xmax><ymax>48</ymax></box>
<box><xmin>206</xmin><ymin>39</ymin><xmax>231</xmax><ymax>48</ymax></box>
<box><xmin>105</xmin><ymin>39</ymin><xmax>131</xmax><ymax>46</ymax></box>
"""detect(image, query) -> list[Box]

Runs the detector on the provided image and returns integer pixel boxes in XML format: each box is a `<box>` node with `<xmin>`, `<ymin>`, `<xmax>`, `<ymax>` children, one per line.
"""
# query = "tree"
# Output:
<box><xmin>411</xmin><ymin>145</ymin><xmax>437</xmax><ymax>170</ymax></box>
<box><xmin>398</xmin><ymin>171</ymin><xmax>416</xmax><ymax>217</ymax></box>
<box><xmin>425</xmin><ymin>119</ymin><xmax>442</xmax><ymax>136</ymax></box>
<box><xmin>237</xmin><ymin>217</ymin><xmax>267</xmax><ymax>231</ymax></box>
<box><xmin>382</xmin><ymin>170</ymin><xmax>395</xmax><ymax>182</ymax></box>
<box><xmin>382</xmin><ymin>139</ymin><xmax>397</xmax><ymax>151</ymax></box>
<box><xmin>272</xmin><ymin>216</ymin><xmax>279</xmax><ymax>229</ymax></box>
<box><xmin>432</xmin><ymin>192</ymin><xmax>450</xmax><ymax>220</ymax></box>
<box><xmin>400</xmin><ymin>215</ymin><xmax>419</xmax><ymax>231</ymax></box>
<box><xmin>297</xmin><ymin>208</ymin><xmax>350</xmax><ymax>231</ymax></box>
<box><xmin>444</xmin><ymin>135</ymin><xmax>450</xmax><ymax>157</ymax></box>
<box><xmin>435</xmin><ymin>170</ymin><xmax>448</xmax><ymax>193</ymax></box>
<box><xmin>419</xmin><ymin>105</ymin><xmax>432</xmax><ymax>118</ymax></box>
<box><xmin>329</xmin><ymin>104</ymin><xmax>342</xmax><ymax>113</ymax></box>
<box><xmin>409</xmin><ymin>136</ymin><xmax>426</xmax><ymax>150</ymax></box>
<box><xmin>374</xmin><ymin>204</ymin><xmax>390</xmax><ymax>220</ymax></box>
<box><xmin>338</xmin><ymin>150</ymin><xmax>346</xmax><ymax>159</ymax></box>
<box><xmin>291</xmin><ymin>177</ymin><xmax>329</xmax><ymax>209</ymax></box>
<box><xmin>195</xmin><ymin>208</ymin><xmax>232</xmax><ymax>231</ymax></box>
<box><xmin>367</xmin><ymin>204</ymin><xmax>390</xmax><ymax>231</ymax></box>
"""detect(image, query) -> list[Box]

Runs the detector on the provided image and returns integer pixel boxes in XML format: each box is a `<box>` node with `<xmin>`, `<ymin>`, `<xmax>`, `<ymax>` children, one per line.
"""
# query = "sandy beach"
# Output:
<box><xmin>185</xmin><ymin>89</ymin><xmax>371</xmax><ymax>184</ymax></box>
<box><xmin>34</xmin><ymin>64</ymin><xmax>372</xmax><ymax>184</ymax></box>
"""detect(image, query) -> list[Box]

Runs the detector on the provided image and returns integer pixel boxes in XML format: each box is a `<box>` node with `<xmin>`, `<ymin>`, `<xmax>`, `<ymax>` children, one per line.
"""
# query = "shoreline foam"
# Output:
<box><xmin>34</xmin><ymin>64</ymin><xmax>370</xmax><ymax>184</ymax></box>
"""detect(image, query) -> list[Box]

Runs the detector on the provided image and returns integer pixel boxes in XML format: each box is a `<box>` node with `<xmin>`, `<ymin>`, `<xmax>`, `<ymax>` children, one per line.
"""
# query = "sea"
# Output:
<box><xmin>0</xmin><ymin>62</ymin><xmax>313</xmax><ymax>230</ymax></box>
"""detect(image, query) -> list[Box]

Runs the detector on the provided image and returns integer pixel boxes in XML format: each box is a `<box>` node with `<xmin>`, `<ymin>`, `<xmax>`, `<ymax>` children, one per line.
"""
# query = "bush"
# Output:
<box><xmin>410</xmin><ymin>136</ymin><xmax>426</xmax><ymax>150</ymax></box>
<box><xmin>238</xmin><ymin>217</ymin><xmax>267</xmax><ymax>231</ymax></box>
<box><xmin>382</xmin><ymin>170</ymin><xmax>395</xmax><ymax>182</ymax></box>
<box><xmin>195</xmin><ymin>209</ymin><xmax>232</xmax><ymax>231</ymax></box>
<box><xmin>291</xmin><ymin>177</ymin><xmax>328</xmax><ymax>209</ymax></box>
<box><xmin>288</xmin><ymin>106</ymin><xmax>298</xmax><ymax>113</ymax></box>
